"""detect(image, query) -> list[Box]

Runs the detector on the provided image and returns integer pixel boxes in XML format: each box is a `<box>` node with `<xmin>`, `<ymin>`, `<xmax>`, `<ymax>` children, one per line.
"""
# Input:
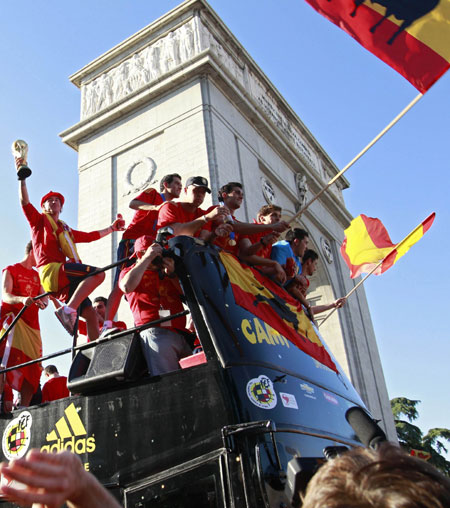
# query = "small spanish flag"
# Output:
<box><xmin>410</xmin><ymin>448</ymin><xmax>432</xmax><ymax>461</ymax></box>
<box><xmin>303</xmin><ymin>0</ymin><xmax>450</xmax><ymax>92</ymax></box>
<box><xmin>341</xmin><ymin>213</ymin><xmax>435</xmax><ymax>278</ymax></box>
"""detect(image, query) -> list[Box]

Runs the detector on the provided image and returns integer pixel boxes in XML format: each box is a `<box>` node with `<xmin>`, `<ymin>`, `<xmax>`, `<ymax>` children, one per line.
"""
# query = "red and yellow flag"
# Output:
<box><xmin>410</xmin><ymin>448</ymin><xmax>432</xmax><ymax>461</ymax></box>
<box><xmin>0</xmin><ymin>314</ymin><xmax>42</xmax><ymax>393</ymax></box>
<box><xmin>341</xmin><ymin>212</ymin><xmax>435</xmax><ymax>278</ymax></box>
<box><xmin>303</xmin><ymin>0</ymin><xmax>450</xmax><ymax>92</ymax></box>
<box><xmin>219</xmin><ymin>252</ymin><xmax>337</xmax><ymax>372</ymax></box>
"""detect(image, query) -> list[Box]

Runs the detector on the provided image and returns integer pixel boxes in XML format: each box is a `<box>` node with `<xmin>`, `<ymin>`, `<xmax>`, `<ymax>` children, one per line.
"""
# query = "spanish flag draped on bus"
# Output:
<box><xmin>303</xmin><ymin>0</ymin><xmax>450</xmax><ymax>92</ymax></box>
<box><xmin>340</xmin><ymin>212</ymin><xmax>435</xmax><ymax>278</ymax></box>
<box><xmin>219</xmin><ymin>252</ymin><xmax>337</xmax><ymax>372</ymax></box>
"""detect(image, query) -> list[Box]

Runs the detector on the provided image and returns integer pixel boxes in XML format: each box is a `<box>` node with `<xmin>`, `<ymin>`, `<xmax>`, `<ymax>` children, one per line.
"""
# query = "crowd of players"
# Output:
<box><xmin>1</xmin><ymin>173</ymin><xmax>449</xmax><ymax>507</ymax></box>
<box><xmin>0</xmin><ymin>173</ymin><xmax>347</xmax><ymax>408</ymax></box>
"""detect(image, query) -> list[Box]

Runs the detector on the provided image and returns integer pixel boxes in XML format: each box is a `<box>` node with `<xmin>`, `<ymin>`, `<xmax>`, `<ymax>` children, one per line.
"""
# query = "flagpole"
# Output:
<box><xmin>318</xmin><ymin>259</ymin><xmax>384</xmax><ymax>327</ymax></box>
<box><xmin>288</xmin><ymin>92</ymin><xmax>423</xmax><ymax>225</ymax></box>
<box><xmin>317</xmin><ymin>211</ymin><xmax>434</xmax><ymax>327</ymax></box>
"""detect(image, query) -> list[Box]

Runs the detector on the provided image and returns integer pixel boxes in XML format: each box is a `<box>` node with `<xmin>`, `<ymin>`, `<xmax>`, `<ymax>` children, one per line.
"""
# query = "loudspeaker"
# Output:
<box><xmin>68</xmin><ymin>332</ymin><xmax>147</xmax><ymax>394</ymax></box>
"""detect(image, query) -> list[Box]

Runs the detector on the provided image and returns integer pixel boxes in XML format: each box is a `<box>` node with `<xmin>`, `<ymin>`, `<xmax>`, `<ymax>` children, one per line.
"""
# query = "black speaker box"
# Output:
<box><xmin>68</xmin><ymin>332</ymin><xmax>147</xmax><ymax>394</ymax></box>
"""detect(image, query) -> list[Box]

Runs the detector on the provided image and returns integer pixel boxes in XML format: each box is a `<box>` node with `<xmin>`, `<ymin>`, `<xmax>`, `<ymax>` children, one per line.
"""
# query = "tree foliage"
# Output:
<box><xmin>391</xmin><ymin>397</ymin><xmax>450</xmax><ymax>476</ymax></box>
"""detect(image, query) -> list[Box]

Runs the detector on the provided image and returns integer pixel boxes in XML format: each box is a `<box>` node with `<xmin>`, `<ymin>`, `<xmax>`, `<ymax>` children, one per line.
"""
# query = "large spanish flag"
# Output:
<box><xmin>303</xmin><ymin>0</ymin><xmax>450</xmax><ymax>92</ymax></box>
<box><xmin>219</xmin><ymin>252</ymin><xmax>337</xmax><ymax>372</ymax></box>
<box><xmin>341</xmin><ymin>212</ymin><xmax>435</xmax><ymax>278</ymax></box>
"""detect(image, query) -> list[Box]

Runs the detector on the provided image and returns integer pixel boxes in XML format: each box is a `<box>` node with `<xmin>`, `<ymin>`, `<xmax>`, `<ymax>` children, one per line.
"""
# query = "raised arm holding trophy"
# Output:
<box><xmin>11</xmin><ymin>139</ymin><xmax>32</xmax><ymax>180</ymax></box>
<box><xmin>14</xmin><ymin>141</ymin><xmax>126</xmax><ymax>342</ymax></box>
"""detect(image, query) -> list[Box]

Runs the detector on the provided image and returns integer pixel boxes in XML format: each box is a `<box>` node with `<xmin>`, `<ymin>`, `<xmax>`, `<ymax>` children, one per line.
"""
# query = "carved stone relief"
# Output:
<box><xmin>252</xmin><ymin>81</ymin><xmax>319</xmax><ymax>172</ymax></box>
<box><xmin>81</xmin><ymin>17</ymin><xmax>204</xmax><ymax>119</ymax></box>
<box><xmin>80</xmin><ymin>13</ymin><xmax>321</xmax><ymax>183</ymax></box>
<box><xmin>261</xmin><ymin>177</ymin><xmax>276</xmax><ymax>204</ymax></box>
<box><xmin>295</xmin><ymin>173</ymin><xmax>308</xmax><ymax>211</ymax></box>
<box><xmin>122</xmin><ymin>157</ymin><xmax>157</xmax><ymax>196</ymax></box>
<box><xmin>321</xmin><ymin>237</ymin><xmax>333</xmax><ymax>264</ymax></box>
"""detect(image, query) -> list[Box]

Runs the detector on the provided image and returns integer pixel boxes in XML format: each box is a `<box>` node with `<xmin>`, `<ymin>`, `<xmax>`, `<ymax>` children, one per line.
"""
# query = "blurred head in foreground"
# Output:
<box><xmin>302</xmin><ymin>442</ymin><xmax>450</xmax><ymax>508</ymax></box>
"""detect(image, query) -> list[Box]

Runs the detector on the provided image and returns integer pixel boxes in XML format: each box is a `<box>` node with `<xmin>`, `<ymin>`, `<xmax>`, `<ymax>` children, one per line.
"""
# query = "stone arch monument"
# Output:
<box><xmin>60</xmin><ymin>0</ymin><xmax>396</xmax><ymax>439</ymax></box>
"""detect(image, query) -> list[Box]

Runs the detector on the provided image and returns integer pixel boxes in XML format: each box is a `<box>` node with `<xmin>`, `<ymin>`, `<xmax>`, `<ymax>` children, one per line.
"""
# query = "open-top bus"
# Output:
<box><xmin>0</xmin><ymin>236</ymin><xmax>385</xmax><ymax>507</ymax></box>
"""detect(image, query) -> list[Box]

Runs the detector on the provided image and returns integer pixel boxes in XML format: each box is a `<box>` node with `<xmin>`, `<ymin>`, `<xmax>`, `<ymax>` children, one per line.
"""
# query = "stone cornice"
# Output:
<box><xmin>60</xmin><ymin>0</ymin><xmax>350</xmax><ymax>218</ymax></box>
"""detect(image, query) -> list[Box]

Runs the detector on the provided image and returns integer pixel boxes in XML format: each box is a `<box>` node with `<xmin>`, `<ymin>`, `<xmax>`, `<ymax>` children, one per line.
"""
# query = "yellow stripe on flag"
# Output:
<box><xmin>0</xmin><ymin>318</ymin><xmax>42</xmax><ymax>361</ymax></box>
<box><xmin>367</xmin><ymin>1</ymin><xmax>450</xmax><ymax>61</ymax></box>
<box><xmin>394</xmin><ymin>224</ymin><xmax>424</xmax><ymax>260</ymax></box>
<box><xmin>344</xmin><ymin>216</ymin><xmax>392</xmax><ymax>265</ymax></box>
<box><xmin>220</xmin><ymin>252</ymin><xmax>323</xmax><ymax>348</ymax></box>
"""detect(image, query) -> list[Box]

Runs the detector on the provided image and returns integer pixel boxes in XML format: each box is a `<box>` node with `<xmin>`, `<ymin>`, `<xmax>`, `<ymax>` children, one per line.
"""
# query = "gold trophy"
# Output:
<box><xmin>11</xmin><ymin>139</ymin><xmax>32</xmax><ymax>180</ymax></box>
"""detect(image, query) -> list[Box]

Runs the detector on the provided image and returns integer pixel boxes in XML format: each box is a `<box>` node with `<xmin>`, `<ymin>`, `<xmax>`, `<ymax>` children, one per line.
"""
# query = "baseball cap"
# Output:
<box><xmin>185</xmin><ymin>176</ymin><xmax>211</xmax><ymax>193</ymax></box>
<box><xmin>40</xmin><ymin>191</ymin><xmax>65</xmax><ymax>208</ymax></box>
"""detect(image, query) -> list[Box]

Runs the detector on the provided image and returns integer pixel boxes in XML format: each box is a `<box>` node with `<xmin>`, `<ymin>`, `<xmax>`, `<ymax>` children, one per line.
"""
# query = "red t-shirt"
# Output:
<box><xmin>241</xmin><ymin>228</ymin><xmax>273</xmax><ymax>259</ymax></box>
<box><xmin>157</xmin><ymin>202</ymin><xmax>208</xmax><ymax>237</ymax></box>
<box><xmin>42</xmin><ymin>376</ymin><xmax>69</xmax><ymax>402</ymax></box>
<box><xmin>22</xmin><ymin>203</ymin><xmax>101</xmax><ymax>268</ymax></box>
<box><xmin>0</xmin><ymin>263</ymin><xmax>41</xmax><ymax>330</ymax></box>
<box><xmin>119</xmin><ymin>266</ymin><xmax>186</xmax><ymax>331</ymax></box>
<box><xmin>122</xmin><ymin>189</ymin><xmax>164</xmax><ymax>240</ymax></box>
<box><xmin>205</xmin><ymin>206</ymin><xmax>240</xmax><ymax>255</ymax></box>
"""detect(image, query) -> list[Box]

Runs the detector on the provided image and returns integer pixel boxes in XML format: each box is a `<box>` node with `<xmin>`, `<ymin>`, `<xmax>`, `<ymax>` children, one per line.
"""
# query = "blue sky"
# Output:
<box><xmin>1</xmin><ymin>1</ymin><xmax>448</xmax><ymax>439</ymax></box>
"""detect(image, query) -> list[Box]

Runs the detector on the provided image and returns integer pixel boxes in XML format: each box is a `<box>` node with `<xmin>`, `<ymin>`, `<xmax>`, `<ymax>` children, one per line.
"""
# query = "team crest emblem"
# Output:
<box><xmin>246</xmin><ymin>375</ymin><xmax>277</xmax><ymax>409</ymax></box>
<box><xmin>2</xmin><ymin>411</ymin><xmax>33</xmax><ymax>460</ymax></box>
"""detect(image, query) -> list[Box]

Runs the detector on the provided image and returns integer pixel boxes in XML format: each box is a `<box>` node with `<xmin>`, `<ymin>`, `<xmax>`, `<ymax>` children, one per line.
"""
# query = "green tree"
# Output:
<box><xmin>391</xmin><ymin>397</ymin><xmax>450</xmax><ymax>476</ymax></box>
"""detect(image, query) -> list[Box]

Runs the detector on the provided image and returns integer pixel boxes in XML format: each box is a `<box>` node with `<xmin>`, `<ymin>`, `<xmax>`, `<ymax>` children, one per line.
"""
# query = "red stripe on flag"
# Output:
<box><xmin>361</xmin><ymin>215</ymin><xmax>394</xmax><ymax>249</ymax></box>
<box><xmin>304</xmin><ymin>0</ymin><xmax>450</xmax><ymax>92</ymax></box>
<box><xmin>380</xmin><ymin>248</ymin><xmax>397</xmax><ymax>273</ymax></box>
<box><xmin>230</xmin><ymin>280</ymin><xmax>337</xmax><ymax>372</ymax></box>
<box><xmin>340</xmin><ymin>238</ymin><xmax>368</xmax><ymax>278</ymax></box>
<box><xmin>422</xmin><ymin>212</ymin><xmax>436</xmax><ymax>233</ymax></box>
<box><xmin>221</xmin><ymin>254</ymin><xmax>338</xmax><ymax>372</ymax></box>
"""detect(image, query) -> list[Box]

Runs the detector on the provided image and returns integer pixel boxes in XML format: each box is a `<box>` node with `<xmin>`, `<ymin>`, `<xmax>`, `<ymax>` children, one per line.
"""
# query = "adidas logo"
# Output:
<box><xmin>40</xmin><ymin>403</ymin><xmax>96</xmax><ymax>455</ymax></box>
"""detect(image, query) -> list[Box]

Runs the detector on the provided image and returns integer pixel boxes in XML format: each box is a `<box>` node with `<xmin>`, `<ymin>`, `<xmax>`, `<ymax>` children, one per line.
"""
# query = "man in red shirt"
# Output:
<box><xmin>103</xmin><ymin>173</ymin><xmax>183</xmax><ymax>329</ymax></box>
<box><xmin>202</xmin><ymin>181</ymin><xmax>244</xmax><ymax>255</ymax></box>
<box><xmin>119</xmin><ymin>236</ymin><xmax>191</xmax><ymax>376</ymax></box>
<box><xmin>204</xmin><ymin>183</ymin><xmax>289</xmax><ymax>257</ymax></box>
<box><xmin>93</xmin><ymin>297</ymin><xmax>126</xmax><ymax>330</ymax></box>
<box><xmin>76</xmin><ymin>296</ymin><xmax>127</xmax><ymax>343</ymax></box>
<box><xmin>238</xmin><ymin>204</ymin><xmax>288</xmax><ymax>284</ymax></box>
<box><xmin>41</xmin><ymin>365</ymin><xmax>69</xmax><ymax>402</ymax></box>
<box><xmin>19</xmin><ymin>179</ymin><xmax>124</xmax><ymax>341</ymax></box>
<box><xmin>157</xmin><ymin>176</ymin><xmax>230</xmax><ymax>237</ymax></box>
<box><xmin>0</xmin><ymin>242</ymin><xmax>48</xmax><ymax>407</ymax></box>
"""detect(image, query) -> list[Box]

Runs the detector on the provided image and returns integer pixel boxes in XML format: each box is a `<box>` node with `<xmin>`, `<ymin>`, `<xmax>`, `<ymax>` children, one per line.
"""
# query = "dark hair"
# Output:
<box><xmin>285</xmin><ymin>228</ymin><xmax>308</xmax><ymax>243</ymax></box>
<box><xmin>93</xmin><ymin>296</ymin><xmax>107</xmax><ymax>305</ymax></box>
<box><xmin>302</xmin><ymin>442</ymin><xmax>450</xmax><ymax>508</ymax></box>
<box><xmin>218</xmin><ymin>182</ymin><xmax>243</xmax><ymax>202</ymax></box>
<box><xmin>25</xmin><ymin>240</ymin><xmax>33</xmax><ymax>255</ymax></box>
<box><xmin>44</xmin><ymin>365</ymin><xmax>58</xmax><ymax>375</ymax></box>
<box><xmin>302</xmin><ymin>249</ymin><xmax>318</xmax><ymax>264</ymax></box>
<box><xmin>160</xmin><ymin>173</ymin><xmax>181</xmax><ymax>192</ymax></box>
<box><xmin>257</xmin><ymin>204</ymin><xmax>282</xmax><ymax>217</ymax></box>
